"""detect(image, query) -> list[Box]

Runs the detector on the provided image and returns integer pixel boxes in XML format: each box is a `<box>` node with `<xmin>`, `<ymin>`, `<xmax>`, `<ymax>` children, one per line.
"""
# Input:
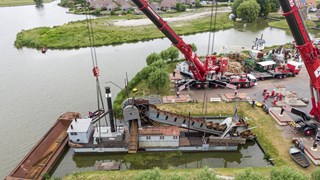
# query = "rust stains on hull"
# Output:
<box><xmin>6</xmin><ymin>112</ymin><xmax>80</xmax><ymax>180</ymax></box>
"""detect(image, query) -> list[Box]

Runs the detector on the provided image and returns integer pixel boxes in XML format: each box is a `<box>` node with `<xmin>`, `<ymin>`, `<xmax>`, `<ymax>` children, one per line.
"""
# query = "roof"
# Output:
<box><xmin>67</xmin><ymin>118</ymin><xmax>92</xmax><ymax>133</ymax></box>
<box><xmin>257</xmin><ymin>60</ymin><xmax>276</xmax><ymax>66</ymax></box>
<box><xmin>139</xmin><ymin>126</ymin><xmax>180</xmax><ymax>136</ymax></box>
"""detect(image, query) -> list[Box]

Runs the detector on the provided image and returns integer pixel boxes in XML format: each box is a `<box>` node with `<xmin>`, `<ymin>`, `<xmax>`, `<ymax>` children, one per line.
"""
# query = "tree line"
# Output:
<box><xmin>232</xmin><ymin>0</ymin><xmax>281</xmax><ymax>22</ymax></box>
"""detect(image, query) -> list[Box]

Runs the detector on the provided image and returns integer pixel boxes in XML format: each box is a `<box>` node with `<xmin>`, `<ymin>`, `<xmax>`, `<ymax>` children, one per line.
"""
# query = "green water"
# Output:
<box><xmin>52</xmin><ymin>141</ymin><xmax>271</xmax><ymax>177</ymax></box>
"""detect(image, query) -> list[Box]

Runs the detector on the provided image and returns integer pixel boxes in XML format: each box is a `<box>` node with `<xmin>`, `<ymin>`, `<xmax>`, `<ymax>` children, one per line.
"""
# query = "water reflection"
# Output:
<box><xmin>70</xmin><ymin>141</ymin><xmax>269</xmax><ymax>171</ymax></box>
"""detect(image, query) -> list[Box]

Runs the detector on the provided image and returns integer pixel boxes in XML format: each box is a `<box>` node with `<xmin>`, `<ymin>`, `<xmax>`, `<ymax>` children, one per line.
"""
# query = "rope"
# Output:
<box><xmin>85</xmin><ymin>3</ymin><xmax>108</xmax><ymax>126</ymax></box>
<box><xmin>207</xmin><ymin>0</ymin><xmax>218</xmax><ymax>55</ymax></box>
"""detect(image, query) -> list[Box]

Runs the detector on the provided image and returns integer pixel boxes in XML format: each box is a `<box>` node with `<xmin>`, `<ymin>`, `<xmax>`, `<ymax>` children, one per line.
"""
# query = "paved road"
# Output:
<box><xmin>183</xmin><ymin>66</ymin><xmax>312</xmax><ymax>113</ymax></box>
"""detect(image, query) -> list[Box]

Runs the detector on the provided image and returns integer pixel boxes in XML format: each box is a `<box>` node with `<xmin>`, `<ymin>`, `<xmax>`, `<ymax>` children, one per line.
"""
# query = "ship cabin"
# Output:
<box><xmin>138</xmin><ymin>126</ymin><xmax>180</xmax><ymax>148</ymax></box>
<box><xmin>67</xmin><ymin>118</ymin><xmax>93</xmax><ymax>144</ymax></box>
<box><xmin>255</xmin><ymin>60</ymin><xmax>276</xmax><ymax>72</ymax></box>
<box><xmin>93</xmin><ymin>126</ymin><xmax>125</xmax><ymax>145</ymax></box>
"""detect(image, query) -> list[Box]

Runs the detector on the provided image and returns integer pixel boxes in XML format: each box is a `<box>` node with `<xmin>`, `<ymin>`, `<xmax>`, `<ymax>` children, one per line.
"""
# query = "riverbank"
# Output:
<box><xmin>0</xmin><ymin>0</ymin><xmax>52</xmax><ymax>7</ymax></box>
<box><xmin>14</xmin><ymin>10</ymin><xmax>233</xmax><ymax>49</ymax></box>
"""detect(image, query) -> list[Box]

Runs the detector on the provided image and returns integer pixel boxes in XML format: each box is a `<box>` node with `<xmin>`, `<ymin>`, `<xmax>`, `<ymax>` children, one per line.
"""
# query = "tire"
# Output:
<box><xmin>304</xmin><ymin>127</ymin><xmax>313</xmax><ymax>136</ymax></box>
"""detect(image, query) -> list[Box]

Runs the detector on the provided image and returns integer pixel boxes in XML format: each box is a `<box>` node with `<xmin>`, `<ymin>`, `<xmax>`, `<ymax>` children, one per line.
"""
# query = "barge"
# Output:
<box><xmin>6</xmin><ymin>112</ymin><xmax>80</xmax><ymax>180</ymax></box>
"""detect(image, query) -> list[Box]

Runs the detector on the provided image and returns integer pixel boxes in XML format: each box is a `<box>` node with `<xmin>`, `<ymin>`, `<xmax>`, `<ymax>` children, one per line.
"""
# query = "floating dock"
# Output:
<box><xmin>6</xmin><ymin>112</ymin><xmax>80</xmax><ymax>180</ymax></box>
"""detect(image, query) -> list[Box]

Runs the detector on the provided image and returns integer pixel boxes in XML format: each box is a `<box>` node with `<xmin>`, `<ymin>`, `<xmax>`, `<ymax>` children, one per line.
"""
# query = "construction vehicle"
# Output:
<box><xmin>279</xmin><ymin>0</ymin><xmax>320</xmax><ymax>148</ymax></box>
<box><xmin>131</xmin><ymin>0</ymin><xmax>257</xmax><ymax>90</ymax></box>
<box><xmin>280</xmin><ymin>105</ymin><xmax>317</xmax><ymax>136</ymax></box>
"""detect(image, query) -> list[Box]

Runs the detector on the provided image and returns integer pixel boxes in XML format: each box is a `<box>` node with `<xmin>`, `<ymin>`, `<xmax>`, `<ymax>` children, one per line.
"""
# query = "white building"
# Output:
<box><xmin>138</xmin><ymin>126</ymin><xmax>180</xmax><ymax>148</ymax></box>
<box><xmin>67</xmin><ymin>118</ymin><xmax>93</xmax><ymax>144</ymax></box>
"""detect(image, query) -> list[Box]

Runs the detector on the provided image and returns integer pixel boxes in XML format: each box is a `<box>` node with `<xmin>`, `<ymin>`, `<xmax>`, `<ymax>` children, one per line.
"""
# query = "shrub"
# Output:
<box><xmin>235</xmin><ymin>168</ymin><xmax>267</xmax><ymax>180</ymax></box>
<box><xmin>134</xmin><ymin>167</ymin><xmax>161</xmax><ymax>180</ymax></box>
<box><xmin>146</xmin><ymin>52</ymin><xmax>162</xmax><ymax>65</ymax></box>
<box><xmin>311</xmin><ymin>168</ymin><xmax>320</xmax><ymax>180</ymax></box>
<box><xmin>197</xmin><ymin>166</ymin><xmax>219</xmax><ymax>180</ymax></box>
<box><xmin>270</xmin><ymin>166</ymin><xmax>307</xmax><ymax>180</ymax></box>
<box><xmin>151</xmin><ymin>60</ymin><xmax>166</xmax><ymax>68</ymax></box>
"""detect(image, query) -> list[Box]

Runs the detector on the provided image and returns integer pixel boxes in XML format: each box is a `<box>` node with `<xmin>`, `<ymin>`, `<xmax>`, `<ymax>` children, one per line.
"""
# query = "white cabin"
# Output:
<box><xmin>67</xmin><ymin>118</ymin><xmax>93</xmax><ymax>144</ymax></box>
<box><xmin>138</xmin><ymin>126</ymin><xmax>180</xmax><ymax>148</ymax></box>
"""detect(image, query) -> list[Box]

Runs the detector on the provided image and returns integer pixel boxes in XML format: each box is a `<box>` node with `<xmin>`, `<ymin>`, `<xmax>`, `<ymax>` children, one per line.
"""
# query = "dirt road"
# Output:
<box><xmin>112</xmin><ymin>7</ymin><xmax>231</xmax><ymax>27</ymax></box>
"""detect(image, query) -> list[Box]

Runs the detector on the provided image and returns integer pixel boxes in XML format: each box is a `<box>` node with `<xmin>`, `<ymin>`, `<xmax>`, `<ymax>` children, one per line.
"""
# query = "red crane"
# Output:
<box><xmin>131</xmin><ymin>0</ymin><xmax>257</xmax><ymax>90</ymax></box>
<box><xmin>279</xmin><ymin>0</ymin><xmax>320</xmax><ymax>148</ymax></box>
<box><xmin>279</xmin><ymin>0</ymin><xmax>320</xmax><ymax>120</ymax></box>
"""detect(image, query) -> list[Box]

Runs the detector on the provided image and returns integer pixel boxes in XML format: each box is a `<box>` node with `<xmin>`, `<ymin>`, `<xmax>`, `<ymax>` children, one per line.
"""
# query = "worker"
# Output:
<box><xmin>176</xmin><ymin>91</ymin><xmax>180</xmax><ymax>98</ymax></box>
<box><xmin>234</xmin><ymin>89</ymin><xmax>238</xmax><ymax>96</ymax></box>
<box><xmin>263</xmin><ymin>88</ymin><xmax>267</xmax><ymax>96</ymax></box>
<box><xmin>271</xmin><ymin>90</ymin><xmax>275</xmax><ymax>97</ymax></box>
<box><xmin>273</xmin><ymin>97</ymin><xmax>278</xmax><ymax>106</ymax></box>
<box><xmin>252</xmin><ymin>97</ymin><xmax>256</xmax><ymax>107</ymax></box>
<box><xmin>279</xmin><ymin>93</ymin><xmax>283</xmax><ymax>101</ymax></box>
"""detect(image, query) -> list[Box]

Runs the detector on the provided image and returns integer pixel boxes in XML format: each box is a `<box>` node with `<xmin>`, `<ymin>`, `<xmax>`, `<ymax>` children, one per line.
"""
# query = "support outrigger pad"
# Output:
<box><xmin>311</xmin><ymin>147</ymin><xmax>318</xmax><ymax>151</ymax></box>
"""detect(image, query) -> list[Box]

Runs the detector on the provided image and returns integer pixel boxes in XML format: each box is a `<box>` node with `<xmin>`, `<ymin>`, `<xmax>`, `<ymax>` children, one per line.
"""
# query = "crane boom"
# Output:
<box><xmin>132</xmin><ymin>0</ymin><xmax>207</xmax><ymax>81</ymax></box>
<box><xmin>280</xmin><ymin>0</ymin><xmax>320</xmax><ymax>119</ymax></box>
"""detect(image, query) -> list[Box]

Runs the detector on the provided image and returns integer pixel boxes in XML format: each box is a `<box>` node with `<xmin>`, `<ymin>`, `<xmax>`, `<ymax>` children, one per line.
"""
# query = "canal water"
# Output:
<box><xmin>0</xmin><ymin>1</ymin><xmax>316</xmax><ymax>178</ymax></box>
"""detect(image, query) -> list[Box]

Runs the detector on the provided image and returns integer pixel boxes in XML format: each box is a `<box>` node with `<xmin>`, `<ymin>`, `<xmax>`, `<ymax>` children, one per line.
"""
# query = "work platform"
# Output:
<box><xmin>162</xmin><ymin>95</ymin><xmax>192</xmax><ymax>103</ymax></box>
<box><xmin>299</xmin><ymin>138</ymin><xmax>320</xmax><ymax>165</ymax></box>
<box><xmin>269</xmin><ymin>107</ymin><xmax>293</xmax><ymax>126</ymax></box>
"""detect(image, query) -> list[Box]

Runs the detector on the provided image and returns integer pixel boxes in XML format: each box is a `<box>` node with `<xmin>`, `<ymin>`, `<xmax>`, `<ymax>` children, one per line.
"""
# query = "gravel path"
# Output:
<box><xmin>112</xmin><ymin>8</ymin><xmax>231</xmax><ymax>27</ymax></box>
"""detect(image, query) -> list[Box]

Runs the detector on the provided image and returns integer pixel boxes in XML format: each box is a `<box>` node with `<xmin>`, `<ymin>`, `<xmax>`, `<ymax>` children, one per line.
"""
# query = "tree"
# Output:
<box><xmin>147</xmin><ymin>69</ymin><xmax>169</xmax><ymax>92</ymax></box>
<box><xmin>160</xmin><ymin>49</ymin><xmax>170</xmax><ymax>61</ymax></box>
<box><xmin>150</xmin><ymin>60</ymin><xmax>166</xmax><ymax>68</ymax></box>
<box><xmin>176</xmin><ymin>3</ymin><xmax>186</xmax><ymax>12</ymax></box>
<box><xmin>268</xmin><ymin>0</ymin><xmax>280</xmax><ymax>12</ymax></box>
<box><xmin>167</xmin><ymin>46</ymin><xmax>179</xmax><ymax>61</ymax></box>
<box><xmin>256</xmin><ymin>0</ymin><xmax>271</xmax><ymax>17</ymax></box>
<box><xmin>195</xmin><ymin>0</ymin><xmax>202</xmax><ymax>8</ymax></box>
<box><xmin>236</xmin><ymin>0</ymin><xmax>260</xmax><ymax>22</ymax></box>
<box><xmin>232</xmin><ymin>0</ymin><xmax>245</xmax><ymax>16</ymax></box>
<box><xmin>191</xmin><ymin>43</ymin><xmax>197</xmax><ymax>52</ymax></box>
<box><xmin>34</xmin><ymin>0</ymin><xmax>43</xmax><ymax>7</ymax></box>
<box><xmin>146</xmin><ymin>52</ymin><xmax>162</xmax><ymax>65</ymax></box>
<box><xmin>270</xmin><ymin>167</ymin><xmax>307</xmax><ymax>180</ymax></box>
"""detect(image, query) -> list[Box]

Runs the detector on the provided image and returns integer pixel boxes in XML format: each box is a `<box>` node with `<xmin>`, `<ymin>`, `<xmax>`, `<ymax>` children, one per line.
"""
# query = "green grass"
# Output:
<box><xmin>269</xmin><ymin>19</ymin><xmax>316</xmax><ymax>30</ymax></box>
<box><xmin>14</xmin><ymin>12</ymin><xmax>233</xmax><ymax>49</ymax></box>
<box><xmin>0</xmin><ymin>0</ymin><xmax>52</xmax><ymax>7</ymax></box>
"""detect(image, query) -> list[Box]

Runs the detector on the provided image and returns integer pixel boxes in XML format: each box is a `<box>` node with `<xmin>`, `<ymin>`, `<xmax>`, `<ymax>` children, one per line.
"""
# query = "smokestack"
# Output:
<box><xmin>105</xmin><ymin>86</ymin><xmax>115</xmax><ymax>132</ymax></box>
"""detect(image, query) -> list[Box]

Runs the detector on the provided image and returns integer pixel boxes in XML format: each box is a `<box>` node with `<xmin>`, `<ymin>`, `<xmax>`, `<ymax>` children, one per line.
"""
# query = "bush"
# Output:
<box><xmin>146</xmin><ymin>52</ymin><xmax>162</xmax><ymax>65</ymax></box>
<box><xmin>311</xmin><ymin>168</ymin><xmax>320</xmax><ymax>180</ymax></box>
<box><xmin>147</xmin><ymin>68</ymin><xmax>169</xmax><ymax>92</ymax></box>
<box><xmin>134</xmin><ymin>167</ymin><xmax>161</xmax><ymax>180</ymax></box>
<box><xmin>176</xmin><ymin>3</ymin><xmax>186</xmax><ymax>12</ymax></box>
<box><xmin>270</xmin><ymin>166</ymin><xmax>307</xmax><ymax>180</ymax></box>
<box><xmin>151</xmin><ymin>60</ymin><xmax>166</xmax><ymax>68</ymax></box>
<box><xmin>235</xmin><ymin>168</ymin><xmax>267</xmax><ymax>180</ymax></box>
<box><xmin>197</xmin><ymin>166</ymin><xmax>218</xmax><ymax>180</ymax></box>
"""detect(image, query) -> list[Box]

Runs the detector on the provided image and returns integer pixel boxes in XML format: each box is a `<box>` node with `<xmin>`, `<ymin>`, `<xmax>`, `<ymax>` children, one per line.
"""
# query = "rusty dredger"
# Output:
<box><xmin>67</xmin><ymin>87</ymin><xmax>255</xmax><ymax>153</ymax></box>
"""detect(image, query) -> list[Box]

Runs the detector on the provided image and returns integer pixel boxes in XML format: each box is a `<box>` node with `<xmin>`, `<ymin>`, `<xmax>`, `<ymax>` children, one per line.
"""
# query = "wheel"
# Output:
<box><xmin>304</xmin><ymin>127</ymin><xmax>313</xmax><ymax>136</ymax></box>
<box><xmin>237</xmin><ymin>83</ymin><xmax>241</xmax><ymax>89</ymax></box>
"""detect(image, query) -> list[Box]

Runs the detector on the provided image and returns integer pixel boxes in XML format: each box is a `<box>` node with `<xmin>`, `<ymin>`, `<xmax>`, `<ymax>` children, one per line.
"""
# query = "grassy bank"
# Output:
<box><xmin>14</xmin><ymin>12</ymin><xmax>233</xmax><ymax>49</ymax></box>
<box><xmin>268</xmin><ymin>19</ymin><xmax>315</xmax><ymax>29</ymax></box>
<box><xmin>0</xmin><ymin>0</ymin><xmax>52</xmax><ymax>7</ymax></box>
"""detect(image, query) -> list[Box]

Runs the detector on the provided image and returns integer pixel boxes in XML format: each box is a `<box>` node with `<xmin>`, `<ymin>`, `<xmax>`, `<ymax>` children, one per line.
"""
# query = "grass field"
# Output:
<box><xmin>14</xmin><ymin>12</ymin><xmax>233</xmax><ymax>49</ymax></box>
<box><xmin>0</xmin><ymin>0</ymin><xmax>51</xmax><ymax>7</ymax></box>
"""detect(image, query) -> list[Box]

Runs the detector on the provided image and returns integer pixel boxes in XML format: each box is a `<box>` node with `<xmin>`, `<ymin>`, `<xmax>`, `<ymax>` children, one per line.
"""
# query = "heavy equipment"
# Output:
<box><xmin>131</xmin><ymin>0</ymin><xmax>257</xmax><ymax>90</ymax></box>
<box><xmin>279</xmin><ymin>0</ymin><xmax>320</xmax><ymax>148</ymax></box>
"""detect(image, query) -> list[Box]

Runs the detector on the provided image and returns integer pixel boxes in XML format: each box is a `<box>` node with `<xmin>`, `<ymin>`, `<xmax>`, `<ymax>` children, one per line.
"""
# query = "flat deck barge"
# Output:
<box><xmin>6</xmin><ymin>112</ymin><xmax>80</xmax><ymax>180</ymax></box>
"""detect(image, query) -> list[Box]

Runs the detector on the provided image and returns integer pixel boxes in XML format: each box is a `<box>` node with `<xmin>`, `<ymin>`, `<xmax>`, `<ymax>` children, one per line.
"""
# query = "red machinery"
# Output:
<box><xmin>280</xmin><ymin>0</ymin><xmax>320</xmax><ymax>120</ymax></box>
<box><xmin>131</xmin><ymin>0</ymin><xmax>256</xmax><ymax>89</ymax></box>
<box><xmin>280</xmin><ymin>0</ymin><xmax>320</xmax><ymax>148</ymax></box>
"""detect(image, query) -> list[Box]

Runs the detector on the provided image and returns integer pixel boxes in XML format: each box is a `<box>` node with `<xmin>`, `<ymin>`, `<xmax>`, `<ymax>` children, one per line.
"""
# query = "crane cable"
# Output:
<box><xmin>85</xmin><ymin>3</ymin><xmax>108</xmax><ymax>126</ymax></box>
<box><xmin>203</xmin><ymin>0</ymin><xmax>218</xmax><ymax>116</ymax></box>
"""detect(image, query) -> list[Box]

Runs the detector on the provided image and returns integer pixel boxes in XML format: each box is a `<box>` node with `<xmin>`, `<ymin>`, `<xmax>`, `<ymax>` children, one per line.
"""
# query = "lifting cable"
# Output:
<box><xmin>203</xmin><ymin>0</ymin><xmax>218</xmax><ymax>116</ymax></box>
<box><xmin>207</xmin><ymin>0</ymin><xmax>218</xmax><ymax>55</ymax></box>
<box><xmin>85</xmin><ymin>3</ymin><xmax>108</xmax><ymax>126</ymax></box>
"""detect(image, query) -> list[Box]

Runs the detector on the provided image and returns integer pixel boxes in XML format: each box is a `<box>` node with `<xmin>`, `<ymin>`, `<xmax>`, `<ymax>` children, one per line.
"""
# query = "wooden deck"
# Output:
<box><xmin>162</xmin><ymin>95</ymin><xmax>192</xmax><ymax>103</ymax></box>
